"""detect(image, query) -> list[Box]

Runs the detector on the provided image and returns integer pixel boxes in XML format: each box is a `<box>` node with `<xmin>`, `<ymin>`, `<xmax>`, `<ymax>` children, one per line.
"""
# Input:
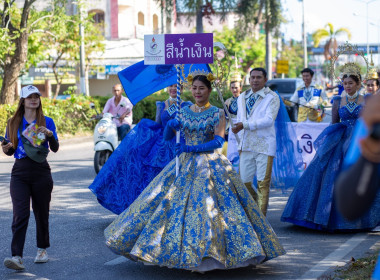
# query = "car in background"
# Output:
<box><xmin>266</xmin><ymin>78</ymin><xmax>303</xmax><ymax>122</ymax></box>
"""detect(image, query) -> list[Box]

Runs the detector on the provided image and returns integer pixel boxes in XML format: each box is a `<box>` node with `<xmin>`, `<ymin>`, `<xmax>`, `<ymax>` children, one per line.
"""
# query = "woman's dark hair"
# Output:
<box><xmin>7</xmin><ymin>97</ymin><xmax>46</xmax><ymax>149</ymax></box>
<box><xmin>192</xmin><ymin>75</ymin><xmax>212</xmax><ymax>89</ymax></box>
<box><xmin>342</xmin><ymin>74</ymin><xmax>361</xmax><ymax>84</ymax></box>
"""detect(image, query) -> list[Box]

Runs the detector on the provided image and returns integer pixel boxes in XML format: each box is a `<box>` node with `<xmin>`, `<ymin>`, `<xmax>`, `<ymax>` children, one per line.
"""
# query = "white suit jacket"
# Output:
<box><xmin>236</xmin><ymin>87</ymin><xmax>280</xmax><ymax>157</ymax></box>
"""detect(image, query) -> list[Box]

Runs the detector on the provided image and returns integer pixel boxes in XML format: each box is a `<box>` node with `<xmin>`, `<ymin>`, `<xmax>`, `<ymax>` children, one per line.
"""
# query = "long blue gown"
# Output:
<box><xmin>104</xmin><ymin>106</ymin><xmax>285</xmax><ymax>271</ymax></box>
<box><xmin>89</xmin><ymin>100</ymin><xmax>192</xmax><ymax>215</ymax></box>
<box><xmin>281</xmin><ymin>96</ymin><xmax>380</xmax><ymax>231</ymax></box>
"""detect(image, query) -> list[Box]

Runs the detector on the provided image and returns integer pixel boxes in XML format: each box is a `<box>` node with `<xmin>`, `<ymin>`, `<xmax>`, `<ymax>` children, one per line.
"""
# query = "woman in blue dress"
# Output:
<box><xmin>281</xmin><ymin>71</ymin><xmax>380</xmax><ymax>231</ymax></box>
<box><xmin>104</xmin><ymin>74</ymin><xmax>285</xmax><ymax>272</ymax></box>
<box><xmin>89</xmin><ymin>85</ymin><xmax>192</xmax><ymax>214</ymax></box>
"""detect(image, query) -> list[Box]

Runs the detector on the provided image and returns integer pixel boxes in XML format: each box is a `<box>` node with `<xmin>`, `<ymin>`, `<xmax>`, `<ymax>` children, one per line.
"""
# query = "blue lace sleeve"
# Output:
<box><xmin>155</xmin><ymin>101</ymin><xmax>166</xmax><ymax>124</ymax></box>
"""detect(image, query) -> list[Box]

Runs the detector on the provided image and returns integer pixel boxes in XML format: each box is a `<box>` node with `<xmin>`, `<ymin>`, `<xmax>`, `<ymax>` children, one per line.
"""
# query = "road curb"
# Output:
<box><xmin>321</xmin><ymin>234</ymin><xmax>380</xmax><ymax>279</ymax></box>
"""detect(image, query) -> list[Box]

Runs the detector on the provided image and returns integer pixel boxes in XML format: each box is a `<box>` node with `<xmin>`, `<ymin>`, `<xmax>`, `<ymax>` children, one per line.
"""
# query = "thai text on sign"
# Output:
<box><xmin>144</xmin><ymin>33</ymin><xmax>214</xmax><ymax>65</ymax></box>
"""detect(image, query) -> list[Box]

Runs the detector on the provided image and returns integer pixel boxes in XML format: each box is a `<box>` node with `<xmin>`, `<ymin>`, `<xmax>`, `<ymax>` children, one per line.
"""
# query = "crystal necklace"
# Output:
<box><xmin>347</xmin><ymin>91</ymin><xmax>359</xmax><ymax>100</ymax></box>
<box><xmin>345</xmin><ymin>94</ymin><xmax>359</xmax><ymax>114</ymax></box>
<box><xmin>194</xmin><ymin>102</ymin><xmax>211</xmax><ymax>112</ymax></box>
<box><xmin>168</xmin><ymin>96</ymin><xmax>177</xmax><ymax>102</ymax></box>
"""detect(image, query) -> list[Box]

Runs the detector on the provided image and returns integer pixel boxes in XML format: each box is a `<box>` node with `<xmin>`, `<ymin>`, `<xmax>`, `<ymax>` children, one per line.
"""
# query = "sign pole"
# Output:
<box><xmin>175</xmin><ymin>65</ymin><xmax>181</xmax><ymax>177</ymax></box>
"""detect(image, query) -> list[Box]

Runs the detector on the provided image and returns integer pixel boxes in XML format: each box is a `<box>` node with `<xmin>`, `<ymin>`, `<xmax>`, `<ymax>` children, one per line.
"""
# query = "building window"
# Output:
<box><xmin>153</xmin><ymin>14</ymin><xmax>159</xmax><ymax>34</ymax></box>
<box><xmin>89</xmin><ymin>9</ymin><xmax>105</xmax><ymax>35</ymax></box>
<box><xmin>138</xmin><ymin>12</ymin><xmax>144</xmax><ymax>26</ymax></box>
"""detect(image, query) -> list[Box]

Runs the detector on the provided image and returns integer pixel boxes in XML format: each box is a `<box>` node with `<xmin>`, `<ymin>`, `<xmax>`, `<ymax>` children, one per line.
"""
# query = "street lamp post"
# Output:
<box><xmin>73</xmin><ymin>1</ymin><xmax>88</xmax><ymax>96</ymax></box>
<box><xmin>299</xmin><ymin>0</ymin><xmax>307</xmax><ymax>68</ymax></box>
<box><xmin>370</xmin><ymin>20</ymin><xmax>380</xmax><ymax>65</ymax></box>
<box><xmin>354</xmin><ymin>0</ymin><xmax>378</xmax><ymax>55</ymax></box>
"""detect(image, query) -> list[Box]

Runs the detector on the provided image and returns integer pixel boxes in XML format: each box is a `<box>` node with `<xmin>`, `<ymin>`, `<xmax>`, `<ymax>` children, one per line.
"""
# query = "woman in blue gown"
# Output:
<box><xmin>281</xmin><ymin>73</ymin><xmax>380</xmax><ymax>231</ymax></box>
<box><xmin>89</xmin><ymin>85</ymin><xmax>192</xmax><ymax>214</ymax></box>
<box><xmin>104</xmin><ymin>74</ymin><xmax>285</xmax><ymax>272</ymax></box>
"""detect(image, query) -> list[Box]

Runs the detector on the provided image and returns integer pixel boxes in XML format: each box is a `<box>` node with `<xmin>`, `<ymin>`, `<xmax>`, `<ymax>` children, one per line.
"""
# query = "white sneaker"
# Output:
<box><xmin>34</xmin><ymin>248</ymin><xmax>49</xmax><ymax>263</ymax></box>
<box><xmin>4</xmin><ymin>256</ymin><xmax>25</xmax><ymax>270</ymax></box>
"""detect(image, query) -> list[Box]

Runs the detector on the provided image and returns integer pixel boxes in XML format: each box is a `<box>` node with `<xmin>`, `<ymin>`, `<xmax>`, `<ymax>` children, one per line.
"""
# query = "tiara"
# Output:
<box><xmin>186</xmin><ymin>69</ymin><xmax>216</xmax><ymax>84</ymax></box>
<box><xmin>339</xmin><ymin>62</ymin><xmax>362</xmax><ymax>79</ymax></box>
<box><xmin>230</xmin><ymin>56</ymin><xmax>242</xmax><ymax>83</ymax></box>
<box><xmin>366</xmin><ymin>68</ymin><xmax>379</xmax><ymax>80</ymax></box>
<box><xmin>329</xmin><ymin>42</ymin><xmax>369</xmax><ymax>83</ymax></box>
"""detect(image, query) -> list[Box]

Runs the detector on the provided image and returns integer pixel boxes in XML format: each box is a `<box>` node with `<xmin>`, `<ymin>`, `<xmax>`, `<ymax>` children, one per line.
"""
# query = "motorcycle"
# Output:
<box><xmin>90</xmin><ymin>103</ymin><xmax>123</xmax><ymax>174</ymax></box>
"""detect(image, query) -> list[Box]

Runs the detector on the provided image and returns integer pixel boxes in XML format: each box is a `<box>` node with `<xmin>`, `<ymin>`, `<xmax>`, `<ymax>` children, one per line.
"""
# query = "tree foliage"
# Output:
<box><xmin>38</xmin><ymin>0</ymin><xmax>105</xmax><ymax>98</ymax></box>
<box><xmin>214</xmin><ymin>26</ymin><xmax>266</xmax><ymax>75</ymax></box>
<box><xmin>0</xmin><ymin>0</ymin><xmax>39</xmax><ymax>104</ymax></box>
<box><xmin>0</xmin><ymin>0</ymin><xmax>105</xmax><ymax>104</ymax></box>
<box><xmin>236</xmin><ymin>0</ymin><xmax>282</xmax><ymax>38</ymax></box>
<box><xmin>312</xmin><ymin>22</ymin><xmax>351</xmax><ymax>60</ymax></box>
<box><xmin>280</xmin><ymin>41</ymin><xmax>304</xmax><ymax>78</ymax></box>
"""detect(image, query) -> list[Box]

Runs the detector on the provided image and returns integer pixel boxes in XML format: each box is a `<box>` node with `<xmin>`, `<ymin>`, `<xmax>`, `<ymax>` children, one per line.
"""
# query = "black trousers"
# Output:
<box><xmin>10</xmin><ymin>157</ymin><xmax>53</xmax><ymax>257</ymax></box>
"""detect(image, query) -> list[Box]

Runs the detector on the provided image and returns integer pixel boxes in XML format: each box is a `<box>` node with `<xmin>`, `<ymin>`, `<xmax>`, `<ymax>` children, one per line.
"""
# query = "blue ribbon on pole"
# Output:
<box><xmin>118</xmin><ymin>60</ymin><xmax>211</xmax><ymax>105</ymax></box>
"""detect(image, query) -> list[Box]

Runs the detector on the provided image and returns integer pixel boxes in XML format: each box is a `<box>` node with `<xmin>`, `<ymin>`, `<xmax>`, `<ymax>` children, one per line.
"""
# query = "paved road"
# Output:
<box><xmin>0</xmin><ymin>137</ymin><xmax>378</xmax><ymax>280</ymax></box>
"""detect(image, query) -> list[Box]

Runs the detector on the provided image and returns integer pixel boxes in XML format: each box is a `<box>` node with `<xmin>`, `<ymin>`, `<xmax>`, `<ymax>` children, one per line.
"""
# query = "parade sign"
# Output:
<box><xmin>290</xmin><ymin>122</ymin><xmax>329</xmax><ymax>171</ymax></box>
<box><xmin>277</xmin><ymin>60</ymin><xmax>289</xmax><ymax>74</ymax></box>
<box><xmin>144</xmin><ymin>33</ymin><xmax>213</xmax><ymax>65</ymax></box>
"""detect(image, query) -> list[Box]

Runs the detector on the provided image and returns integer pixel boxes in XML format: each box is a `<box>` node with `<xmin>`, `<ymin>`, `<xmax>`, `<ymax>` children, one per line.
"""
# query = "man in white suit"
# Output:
<box><xmin>232</xmin><ymin>67</ymin><xmax>280</xmax><ymax>216</ymax></box>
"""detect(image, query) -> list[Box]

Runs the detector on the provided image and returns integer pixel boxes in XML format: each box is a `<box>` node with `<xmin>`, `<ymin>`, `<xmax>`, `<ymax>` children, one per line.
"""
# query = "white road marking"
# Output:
<box><xmin>300</xmin><ymin>233</ymin><xmax>367</xmax><ymax>280</ymax></box>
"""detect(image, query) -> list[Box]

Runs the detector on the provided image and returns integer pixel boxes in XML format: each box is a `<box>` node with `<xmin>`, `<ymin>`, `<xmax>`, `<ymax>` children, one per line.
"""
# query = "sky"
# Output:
<box><xmin>281</xmin><ymin>0</ymin><xmax>380</xmax><ymax>45</ymax></box>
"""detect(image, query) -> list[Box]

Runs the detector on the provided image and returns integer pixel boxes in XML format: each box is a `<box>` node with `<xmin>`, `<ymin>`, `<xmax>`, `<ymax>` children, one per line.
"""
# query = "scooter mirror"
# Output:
<box><xmin>90</xmin><ymin>103</ymin><xmax>95</xmax><ymax>109</ymax></box>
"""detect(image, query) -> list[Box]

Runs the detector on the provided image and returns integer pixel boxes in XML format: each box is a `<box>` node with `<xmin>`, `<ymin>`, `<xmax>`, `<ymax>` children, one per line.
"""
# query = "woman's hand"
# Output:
<box><xmin>167</xmin><ymin>119</ymin><xmax>180</xmax><ymax>131</ymax></box>
<box><xmin>2</xmin><ymin>142</ymin><xmax>13</xmax><ymax>153</ymax></box>
<box><xmin>175</xmin><ymin>143</ymin><xmax>189</xmax><ymax>156</ymax></box>
<box><xmin>37</xmin><ymin>126</ymin><xmax>53</xmax><ymax>137</ymax></box>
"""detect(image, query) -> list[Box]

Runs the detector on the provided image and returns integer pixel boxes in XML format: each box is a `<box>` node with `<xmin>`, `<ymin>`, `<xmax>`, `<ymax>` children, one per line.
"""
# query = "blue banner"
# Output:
<box><xmin>118</xmin><ymin>61</ymin><xmax>211</xmax><ymax>105</ymax></box>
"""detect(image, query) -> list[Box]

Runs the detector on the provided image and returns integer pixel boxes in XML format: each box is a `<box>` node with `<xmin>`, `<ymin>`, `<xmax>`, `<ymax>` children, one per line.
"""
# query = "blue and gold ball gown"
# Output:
<box><xmin>104</xmin><ymin>105</ymin><xmax>285</xmax><ymax>272</ymax></box>
<box><xmin>281</xmin><ymin>95</ymin><xmax>380</xmax><ymax>231</ymax></box>
<box><xmin>89</xmin><ymin>100</ymin><xmax>192</xmax><ymax>215</ymax></box>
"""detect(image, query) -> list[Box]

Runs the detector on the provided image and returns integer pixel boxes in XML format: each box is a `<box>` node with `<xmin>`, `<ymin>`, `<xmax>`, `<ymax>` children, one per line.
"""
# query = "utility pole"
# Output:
<box><xmin>265</xmin><ymin>2</ymin><xmax>272</xmax><ymax>79</ymax></box>
<box><xmin>74</xmin><ymin>1</ymin><xmax>88</xmax><ymax>96</ymax></box>
<box><xmin>301</xmin><ymin>0</ymin><xmax>307</xmax><ymax>68</ymax></box>
<box><xmin>79</xmin><ymin>5</ymin><xmax>88</xmax><ymax>95</ymax></box>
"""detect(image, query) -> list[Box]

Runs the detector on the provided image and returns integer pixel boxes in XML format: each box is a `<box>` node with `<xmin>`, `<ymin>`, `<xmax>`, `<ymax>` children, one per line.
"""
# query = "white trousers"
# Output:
<box><xmin>239</xmin><ymin>151</ymin><xmax>270</xmax><ymax>183</ymax></box>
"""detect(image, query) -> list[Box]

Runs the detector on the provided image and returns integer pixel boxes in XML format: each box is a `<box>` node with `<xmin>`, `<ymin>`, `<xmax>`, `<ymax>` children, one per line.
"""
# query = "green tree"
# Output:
<box><xmin>236</xmin><ymin>0</ymin><xmax>282</xmax><ymax>79</ymax></box>
<box><xmin>214</xmin><ymin>26</ymin><xmax>266</xmax><ymax>74</ymax></box>
<box><xmin>312</xmin><ymin>23</ymin><xmax>351</xmax><ymax>60</ymax></box>
<box><xmin>156</xmin><ymin>0</ymin><xmax>245</xmax><ymax>34</ymax></box>
<box><xmin>280</xmin><ymin>41</ymin><xmax>303</xmax><ymax>78</ymax></box>
<box><xmin>0</xmin><ymin>0</ymin><xmax>39</xmax><ymax>104</ymax></box>
<box><xmin>39</xmin><ymin>1</ymin><xmax>105</xmax><ymax>98</ymax></box>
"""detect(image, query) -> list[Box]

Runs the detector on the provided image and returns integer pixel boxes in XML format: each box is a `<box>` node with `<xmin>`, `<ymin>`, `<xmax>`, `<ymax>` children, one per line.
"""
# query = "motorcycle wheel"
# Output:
<box><xmin>94</xmin><ymin>150</ymin><xmax>112</xmax><ymax>174</ymax></box>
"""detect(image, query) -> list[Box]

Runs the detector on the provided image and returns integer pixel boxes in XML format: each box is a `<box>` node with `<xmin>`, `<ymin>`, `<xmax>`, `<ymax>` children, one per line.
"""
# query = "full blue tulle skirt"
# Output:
<box><xmin>89</xmin><ymin>119</ymin><xmax>176</xmax><ymax>214</ymax></box>
<box><xmin>281</xmin><ymin>123</ymin><xmax>380</xmax><ymax>231</ymax></box>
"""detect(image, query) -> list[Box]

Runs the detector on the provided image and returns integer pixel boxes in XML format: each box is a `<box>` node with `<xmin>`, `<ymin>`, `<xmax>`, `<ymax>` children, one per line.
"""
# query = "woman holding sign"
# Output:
<box><xmin>281</xmin><ymin>59</ymin><xmax>380</xmax><ymax>231</ymax></box>
<box><xmin>1</xmin><ymin>86</ymin><xmax>59</xmax><ymax>270</ymax></box>
<box><xmin>104</xmin><ymin>73</ymin><xmax>285</xmax><ymax>272</ymax></box>
<box><xmin>89</xmin><ymin>85</ymin><xmax>192</xmax><ymax>215</ymax></box>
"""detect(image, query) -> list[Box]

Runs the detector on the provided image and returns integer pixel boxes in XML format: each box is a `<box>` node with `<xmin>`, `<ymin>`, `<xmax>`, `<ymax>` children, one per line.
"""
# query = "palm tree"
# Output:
<box><xmin>312</xmin><ymin>23</ymin><xmax>352</xmax><ymax>61</ymax></box>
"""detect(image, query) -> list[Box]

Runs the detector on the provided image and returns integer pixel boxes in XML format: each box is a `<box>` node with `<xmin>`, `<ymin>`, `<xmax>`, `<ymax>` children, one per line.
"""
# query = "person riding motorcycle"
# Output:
<box><xmin>96</xmin><ymin>84</ymin><xmax>133</xmax><ymax>140</ymax></box>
